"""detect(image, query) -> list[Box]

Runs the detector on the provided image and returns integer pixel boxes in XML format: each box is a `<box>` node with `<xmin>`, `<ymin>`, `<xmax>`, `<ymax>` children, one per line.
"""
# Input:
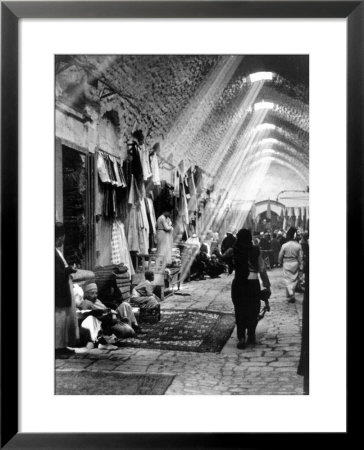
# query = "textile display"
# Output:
<box><xmin>111</xmin><ymin>220</ymin><xmax>135</xmax><ymax>276</ymax></box>
<box><xmin>150</xmin><ymin>152</ymin><xmax>161</xmax><ymax>186</ymax></box>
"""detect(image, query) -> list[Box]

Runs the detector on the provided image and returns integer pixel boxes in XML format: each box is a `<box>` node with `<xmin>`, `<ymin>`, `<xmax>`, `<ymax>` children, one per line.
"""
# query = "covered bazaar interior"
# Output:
<box><xmin>55</xmin><ymin>55</ymin><xmax>309</xmax><ymax>370</ymax></box>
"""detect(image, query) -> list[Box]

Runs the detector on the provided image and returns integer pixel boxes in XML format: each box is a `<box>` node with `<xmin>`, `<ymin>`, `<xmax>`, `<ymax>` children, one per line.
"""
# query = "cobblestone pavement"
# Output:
<box><xmin>56</xmin><ymin>268</ymin><xmax>305</xmax><ymax>395</ymax></box>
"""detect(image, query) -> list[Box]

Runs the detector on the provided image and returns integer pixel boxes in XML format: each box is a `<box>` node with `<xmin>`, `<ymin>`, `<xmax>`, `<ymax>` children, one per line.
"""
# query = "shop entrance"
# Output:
<box><xmin>62</xmin><ymin>145</ymin><xmax>94</xmax><ymax>269</ymax></box>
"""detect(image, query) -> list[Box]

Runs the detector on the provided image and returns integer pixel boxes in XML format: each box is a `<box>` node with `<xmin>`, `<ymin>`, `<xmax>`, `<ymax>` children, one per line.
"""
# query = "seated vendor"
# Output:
<box><xmin>78</xmin><ymin>282</ymin><xmax>141</xmax><ymax>342</ymax></box>
<box><xmin>131</xmin><ymin>271</ymin><xmax>160</xmax><ymax>309</ymax></box>
<box><xmin>190</xmin><ymin>251</ymin><xmax>208</xmax><ymax>280</ymax></box>
<box><xmin>206</xmin><ymin>254</ymin><xmax>226</xmax><ymax>278</ymax></box>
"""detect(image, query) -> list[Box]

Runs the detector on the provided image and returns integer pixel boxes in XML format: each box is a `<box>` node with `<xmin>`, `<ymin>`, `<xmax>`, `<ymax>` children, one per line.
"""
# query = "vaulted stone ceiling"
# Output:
<box><xmin>56</xmin><ymin>54</ymin><xmax>309</xmax><ymax>203</ymax></box>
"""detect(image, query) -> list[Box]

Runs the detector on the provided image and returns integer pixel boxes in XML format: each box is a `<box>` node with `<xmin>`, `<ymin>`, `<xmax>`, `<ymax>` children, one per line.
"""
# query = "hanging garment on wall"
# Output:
<box><xmin>150</xmin><ymin>152</ymin><xmax>161</xmax><ymax>186</ymax></box>
<box><xmin>109</xmin><ymin>155</ymin><xmax>122</xmax><ymax>187</ymax></box>
<box><xmin>173</xmin><ymin>169</ymin><xmax>180</xmax><ymax>198</ymax></box>
<box><xmin>127</xmin><ymin>205</ymin><xmax>140</xmax><ymax>253</ymax></box>
<box><xmin>127</xmin><ymin>175</ymin><xmax>140</xmax><ymax>252</ymax></box>
<box><xmin>137</xmin><ymin>207</ymin><xmax>148</xmax><ymax>254</ymax></box>
<box><xmin>111</xmin><ymin>220</ymin><xmax>135</xmax><ymax>276</ymax></box>
<box><xmin>146</xmin><ymin>197</ymin><xmax>157</xmax><ymax>232</ymax></box>
<box><xmin>115</xmin><ymin>185</ymin><xmax>128</xmax><ymax>220</ymax></box>
<box><xmin>122</xmin><ymin>159</ymin><xmax>132</xmax><ymax>187</ymax></box>
<box><xmin>139</xmin><ymin>144</ymin><xmax>152</xmax><ymax>181</ymax></box>
<box><xmin>97</xmin><ymin>152</ymin><xmax>111</xmax><ymax>183</ymax></box>
<box><xmin>128</xmin><ymin>140</ymin><xmax>144</xmax><ymax>185</ymax></box>
<box><xmin>181</xmin><ymin>183</ymin><xmax>189</xmax><ymax>225</ymax></box>
<box><xmin>144</xmin><ymin>198</ymin><xmax>156</xmax><ymax>250</ymax></box>
<box><xmin>117</xmin><ymin>163</ymin><xmax>127</xmax><ymax>188</ymax></box>
<box><xmin>103</xmin><ymin>154</ymin><xmax>117</xmax><ymax>186</ymax></box>
<box><xmin>139</xmin><ymin>199</ymin><xmax>150</xmax><ymax>253</ymax></box>
<box><xmin>128</xmin><ymin>175</ymin><xmax>136</xmax><ymax>205</ymax></box>
<box><xmin>301</xmin><ymin>208</ymin><xmax>306</xmax><ymax>230</ymax></box>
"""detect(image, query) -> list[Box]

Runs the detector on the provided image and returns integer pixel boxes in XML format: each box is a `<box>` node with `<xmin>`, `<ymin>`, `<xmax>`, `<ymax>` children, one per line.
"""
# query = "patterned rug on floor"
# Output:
<box><xmin>118</xmin><ymin>309</ymin><xmax>236</xmax><ymax>353</ymax></box>
<box><xmin>56</xmin><ymin>371</ymin><xmax>175</xmax><ymax>395</ymax></box>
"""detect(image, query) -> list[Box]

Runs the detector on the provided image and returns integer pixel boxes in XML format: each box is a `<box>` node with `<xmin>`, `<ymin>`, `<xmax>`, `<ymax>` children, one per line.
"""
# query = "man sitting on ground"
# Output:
<box><xmin>78</xmin><ymin>283</ymin><xmax>141</xmax><ymax>343</ymax></box>
<box><xmin>131</xmin><ymin>271</ymin><xmax>160</xmax><ymax>309</ymax></box>
<box><xmin>206</xmin><ymin>254</ymin><xmax>226</xmax><ymax>278</ymax></box>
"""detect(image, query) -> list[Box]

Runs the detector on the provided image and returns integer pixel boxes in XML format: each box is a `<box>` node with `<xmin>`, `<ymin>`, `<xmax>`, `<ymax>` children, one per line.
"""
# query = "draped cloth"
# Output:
<box><xmin>173</xmin><ymin>170</ymin><xmax>180</xmax><ymax>198</ymax></box>
<box><xmin>111</xmin><ymin>220</ymin><xmax>135</xmax><ymax>276</ymax></box>
<box><xmin>97</xmin><ymin>152</ymin><xmax>111</xmax><ymax>183</ymax></box>
<box><xmin>139</xmin><ymin>144</ymin><xmax>152</xmax><ymax>181</ymax></box>
<box><xmin>127</xmin><ymin>176</ymin><xmax>140</xmax><ymax>252</ymax></box>
<box><xmin>137</xmin><ymin>208</ymin><xmax>148</xmax><ymax>254</ymax></box>
<box><xmin>150</xmin><ymin>153</ymin><xmax>161</xmax><ymax>186</ymax></box>
<box><xmin>181</xmin><ymin>183</ymin><xmax>189</xmax><ymax>225</ymax></box>
<box><xmin>139</xmin><ymin>198</ymin><xmax>150</xmax><ymax>253</ymax></box>
<box><xmin>146</xmin><ymin>198</ymin><xmax>157</xmax><ymax>232</ymax></box>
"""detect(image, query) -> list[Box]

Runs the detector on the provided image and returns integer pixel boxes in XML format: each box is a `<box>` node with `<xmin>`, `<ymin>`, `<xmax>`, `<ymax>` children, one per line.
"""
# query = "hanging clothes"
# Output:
<box><xmin>305</xmin><ymin>206</ymin><xmax>309</xmax><ymax>230</ymax></box>
<box><xmin>128</xmin><ymin>139</ymin><xmax>144</xmax><ymax>188</ymax></box>
<box><xmin>122</xmin><ymin>158</ymin><xmax>132</xmax><ymax>187</ymax></box>
<box><xmin>150</xmin><ymin>152</ymin><xmax>161</xmax><ymax>186</ymax></box>
<box><xmin>139</xmin><ymin>144</ymin><xmax>152</xmax><ymax>181</ymax></box>
<box><xmin>146</xmin><ymin>197</ymin><xmax>157</xmax><ymax>232</ymax></box>
<box><xmin>139</xmin><ymin>199</ymin><xmax>150</xmax><ymax>253</ymax></box>
<box><xmin>280</xmin><ymin>206</ymin><xmax>285</xmax><ymax>220</ymax></box>
<box><xmin>97</xmin><ymin>152</ymin><xmax>111</xmax><ymax>183</ymax></box>
<box><xmin>302</xmin><ymin>207</ymin><xmax>307</xmax><ymax>230</ymax></box>
<box><xmin>144</xmin><ymin>198</ymin><xmax>156</xmax><ymax>250</ymax></box>
<box><xmin>109</xmin><ymin>155</ymin><xmax>122</xmax><ymax>187</ymax></box>
<box><xmin>104</xmin><ymin>154</ymin><xmax>117</xmax><ymax>186</ymax></box>
<box><xmin>117</xmin><ymin>162</ymin><xmax>127</xmax><ymax>188</ymax></box>
<box><xmin>180</xmin><ymin>182</ymin><xmax>189</xmax><ymax>225</ymax></box>
<box><xmin>173</xmin><ymin>169</ymin><xmax>180</xmax><ymax>198</ymax></box>
<box><xmin>127</xmin><ymin>176</ymin><xmax>140</xmax><ymax>252</ymax></box>
<box><xmin>111</xmin><ymin>220</ymin><xmax>135</xmax><ymax>276</ymax></box>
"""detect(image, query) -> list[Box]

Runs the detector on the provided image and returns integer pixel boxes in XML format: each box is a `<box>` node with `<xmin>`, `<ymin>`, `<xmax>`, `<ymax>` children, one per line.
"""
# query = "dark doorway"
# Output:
<box><xmin>62</xmin><ymin>145</ymin><xmax>94</xmax><ymax>268</ymax></box>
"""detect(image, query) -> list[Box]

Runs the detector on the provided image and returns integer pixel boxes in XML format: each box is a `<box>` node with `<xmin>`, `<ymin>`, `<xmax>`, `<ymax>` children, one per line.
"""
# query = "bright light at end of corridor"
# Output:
<box><xmin>249</xmin><ymin>72</ymin><xmax>273</xmax><ymax>83</ymax></box>
<box><xmin>254</xmin><ymin>101</ymin><xmax>274</xmax><ymax>111</ymax></box>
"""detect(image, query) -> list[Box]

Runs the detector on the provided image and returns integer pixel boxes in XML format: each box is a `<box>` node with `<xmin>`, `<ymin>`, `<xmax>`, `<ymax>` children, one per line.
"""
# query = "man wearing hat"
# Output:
<box><xmin>55</xmin><ymin>222</ymin><xmax>78</xmax><ymax>356</ymax></box>
<box><xmin>79</xmin><ymin>282</ymin><xmax>140</xmax><ymax>339</ymax></box>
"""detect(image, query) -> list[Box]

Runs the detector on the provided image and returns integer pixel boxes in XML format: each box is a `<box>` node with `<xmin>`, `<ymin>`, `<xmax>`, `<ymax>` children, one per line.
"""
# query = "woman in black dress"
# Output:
<box><xmin>231</xmin><ymin>229</ymin><xmax>271</xmax><ymax>349</ymax></box>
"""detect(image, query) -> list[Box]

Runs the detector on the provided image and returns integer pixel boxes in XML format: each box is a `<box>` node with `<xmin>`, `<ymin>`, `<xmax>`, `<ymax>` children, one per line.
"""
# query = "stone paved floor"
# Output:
<box><xmin>56</xmin><ymin>268</ymin><xmax>305</xmax><ymax>395</ymax></box>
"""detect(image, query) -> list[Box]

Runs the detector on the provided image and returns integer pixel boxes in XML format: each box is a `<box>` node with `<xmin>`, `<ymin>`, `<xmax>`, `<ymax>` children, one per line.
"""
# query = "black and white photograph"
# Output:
<box><xmin>55</xmin><ymin>54</ymin><xmax>309</xmax><ymax>396</ymax></box>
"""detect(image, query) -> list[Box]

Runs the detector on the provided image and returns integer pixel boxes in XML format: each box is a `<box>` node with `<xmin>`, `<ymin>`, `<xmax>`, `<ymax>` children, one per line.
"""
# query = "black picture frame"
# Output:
<box><xmin>1</xmin><ymin>1</ymin><xmax>357</xmax><ymax>448</ymax></box>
